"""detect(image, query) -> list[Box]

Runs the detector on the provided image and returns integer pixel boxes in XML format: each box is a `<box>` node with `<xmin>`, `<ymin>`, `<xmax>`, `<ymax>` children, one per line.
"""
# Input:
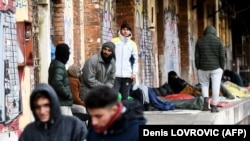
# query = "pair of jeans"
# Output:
<box><xmin>113</xmin><ymin>77</ymin><xmax>132</xmax><ymax>101</ymax></box>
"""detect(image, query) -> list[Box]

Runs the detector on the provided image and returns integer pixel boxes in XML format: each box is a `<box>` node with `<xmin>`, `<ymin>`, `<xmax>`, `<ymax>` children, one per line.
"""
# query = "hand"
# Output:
<box><xmin>131</xmin><ymin>74</ymin><xmax>136</xmax><ymax>83</ymax></box>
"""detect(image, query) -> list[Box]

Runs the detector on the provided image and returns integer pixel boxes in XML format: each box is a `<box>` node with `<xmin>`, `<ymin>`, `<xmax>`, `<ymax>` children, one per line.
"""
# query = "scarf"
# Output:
<box><xmin>94</xmin><ymin>102</ymin><xmax>123</xmax><ymax>133</ymax></box>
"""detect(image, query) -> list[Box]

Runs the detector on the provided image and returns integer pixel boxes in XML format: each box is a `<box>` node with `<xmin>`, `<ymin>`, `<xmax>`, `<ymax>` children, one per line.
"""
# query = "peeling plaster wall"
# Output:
<box><xmin>64</xmin><ymin>0</ymin><xmax>74</xmax><ymax>67</ymax></box>
<box><xmin>160</xmin><ymin>8</ymin><xmax>180</xmax><ymax>84</ymax></box>
<box><xmin>0</xmin><ymin>12</ymin><xmax>23</xmax><ymax>141</ymax></box>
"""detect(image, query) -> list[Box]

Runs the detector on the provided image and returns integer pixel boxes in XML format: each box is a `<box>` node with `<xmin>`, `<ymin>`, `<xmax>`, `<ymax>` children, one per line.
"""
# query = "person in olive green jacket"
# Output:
<box><xmin>48</xmin><ymin>43</ymin><xmax>73</xmax><ymax>116</ymax></box>
<box><xmin>195</xmin><ymin>26</ymin><xmax>225</xmax><ymax>113</ymax></box>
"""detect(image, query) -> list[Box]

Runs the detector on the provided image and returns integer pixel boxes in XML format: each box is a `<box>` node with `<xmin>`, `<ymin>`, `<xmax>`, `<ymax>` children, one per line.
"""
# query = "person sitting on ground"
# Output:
<box><xmin>68</xmin><ymin>64</ymin><xmax>85</xmax><ymax>106</ymax></box>
<box><xmin>168</xmin><ymin>71</ymin><xmax>201</xmax><ymax>96</ymax></box>
<box><xmin>80</xmin><ymin>41</ymin><xmax>116</xmax><ymax>101</ymax></box>
<box><xmin>223</xmin><ymin>69</ymin><xmax>244</xmax><ymax>87</ymax></box>
<box><xmin>68</xmin><ymin>64</ymin><xmax>88</xmax><ymax>124</ymax></box>
<box><xmin>85</xmin><ymin>85</ymin><xmax>147</xmax><ymax>141</ymax></box>
<box><xmin>18</xmin><ymin>83</ymin><xmax>87</xmax><ymax>141</ymax></box>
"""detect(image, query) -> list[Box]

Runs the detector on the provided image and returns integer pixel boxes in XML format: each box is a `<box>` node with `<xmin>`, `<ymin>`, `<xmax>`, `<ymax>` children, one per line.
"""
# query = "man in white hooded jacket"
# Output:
<box><xmin>111</xmin><ymin>22</ymin><xmax>138</xmax><ymax>101</ymax></box>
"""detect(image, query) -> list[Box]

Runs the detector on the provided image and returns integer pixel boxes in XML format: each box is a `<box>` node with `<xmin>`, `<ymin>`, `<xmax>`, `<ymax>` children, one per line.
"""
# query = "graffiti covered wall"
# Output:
<box><xmin>0</xmin><ymin>11</ymin><xmax>23</xmax><ymax>141</ymax></box>
<box><xmin>101</xmin><ymin>0</ymin><xmax>114</xmax><ymax>43</ymax></box>
<box><xmin>162</xmin><ymin>8</ymin><xmax>180</xmax><ymax>82</ymax></box>
<box><xmin>64</xmin><ymin>0</ymin><xmax>74</xmax><ymax>66</ymax></box>
<box><xmin>135</xmin><ymin>1</ymin><xmax>157</xmax><ymax>87</ymax></box>
<box><xmin>15</xmin><ymin>0</ymin><xmax>28</xmax><ymax>21</ymax></box>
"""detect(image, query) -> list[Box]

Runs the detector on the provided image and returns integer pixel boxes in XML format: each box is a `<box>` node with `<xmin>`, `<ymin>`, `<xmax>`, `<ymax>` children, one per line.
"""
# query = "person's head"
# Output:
<box><xmin>224</xmin><ymin>69</ymin><xmax>232</xmax><ymax>76</ymax></box>
<box><xmin>101</xmin><ymin>41</ymin><xmax>115</xmax><ymax>63</ymax></box>
<box><xmin>85</xmin><ymin>85</ymin><xmax>118</xmax><ymax>129</ymax></box>
<box><xmin>68</xmin><ymin>64</ymin><xmax>81</xmax><ymax>78</ymax></box>
<box><xmin>33</xmin><ymin>93</ymin><xmax>51</xmax><ymax>122</ymax></box>
<box><xmin>120</xmin><ymin>22</ymin><xmax>132</xmax><ymax>37</ymax></box>
<box><xmin>168</xmin><ymin>71</ymin><xmax>178</xmax><ymax>78</ymax></box>
<box><xmin>204</xmin><ymin>26</ymin><xmax>216</xmax><ymax>36</ymax></box>
<box><xmin>30</xmin><ymin>83</ymin><xmax>61</xmax><ymax>123</ymax></box>
<box><xmin>223</xmin><ymin>69</ymin><xmax>232</xmax><ymax>81</ymax></box>
<box><xmin>55</xmin><ymin>43</ymin><xmax>70</xmax><ymax>64</ymax></box>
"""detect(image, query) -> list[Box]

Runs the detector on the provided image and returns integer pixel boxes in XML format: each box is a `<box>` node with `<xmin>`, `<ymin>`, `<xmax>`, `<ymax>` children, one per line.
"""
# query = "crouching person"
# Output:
<box><xmin>19</xmin><ymin>83</ymin><xmax>87</xmax><ymax>141</ymax></box>
<box><xmin>85</xmin><ymin>85</ymin><xmax>147</xmax><ymax>141</ymax></box>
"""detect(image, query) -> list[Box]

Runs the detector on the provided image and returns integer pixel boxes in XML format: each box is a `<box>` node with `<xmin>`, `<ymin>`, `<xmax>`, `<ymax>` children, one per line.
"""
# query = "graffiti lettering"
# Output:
<box><xmin>16</xmin><ymin>0</ymin><xmax>27</xmax><ymax>8</ymax></box>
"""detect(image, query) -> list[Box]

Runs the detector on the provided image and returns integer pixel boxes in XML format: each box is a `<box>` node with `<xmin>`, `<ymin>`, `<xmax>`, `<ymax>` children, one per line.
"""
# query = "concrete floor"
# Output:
<box><xmin>144</xmin><ymin>96</ymin><xmax>250</xmax><ymax>125</ymax></box>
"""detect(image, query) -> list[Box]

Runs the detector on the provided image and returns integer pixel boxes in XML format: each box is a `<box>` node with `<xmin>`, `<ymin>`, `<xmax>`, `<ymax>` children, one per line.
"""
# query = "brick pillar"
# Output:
<box><xmin>157</xmin><ymin>0</ymin><xmax>164</xmax><ymax>55</ymax></box>
<box><xmin>52</xmin><ymin>0</ymin><xmax>65</xmax><ymax>45</ymax></box>
<box><xmin>197</xmin><ymin>1</ymin><xmax>204</xmax><ymax>38</ymax></box>
<box><xmin>178</xmin><ymin>0</ymin><xmax>189</xmax><ymax>79</ymax></box>
<box><xmin>115</xmin><ymin>0</ymin><xmax>136</xmax><ymax>39</ymax></box>
<box><xmin>73</xmin><ymin>0</ymin><xmax>82</xmax><ymax>64</ymax></box>
<box><xmin>84</xmin><ymin>1</ymin><xmax>102</xmax><ymax>59</ymax></box>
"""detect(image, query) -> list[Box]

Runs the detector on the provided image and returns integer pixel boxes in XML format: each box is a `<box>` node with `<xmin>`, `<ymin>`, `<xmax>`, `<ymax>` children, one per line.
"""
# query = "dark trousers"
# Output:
<box><xmin>113</xmin><ymin>77</ymin><xmax>132</xmax><ymax>101</ymax></box>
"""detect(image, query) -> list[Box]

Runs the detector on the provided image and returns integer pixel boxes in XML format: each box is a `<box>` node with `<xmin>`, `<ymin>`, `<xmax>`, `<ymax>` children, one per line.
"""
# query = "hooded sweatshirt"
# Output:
<box><xmin>195</xmin><ymin>26</ymin><xmax>225</xmax><ymax>70</ymax></box>
<box><xmin>18</xmin><ymin>83</ymin><xmax>87</xmax><ymax>141</ymax></box>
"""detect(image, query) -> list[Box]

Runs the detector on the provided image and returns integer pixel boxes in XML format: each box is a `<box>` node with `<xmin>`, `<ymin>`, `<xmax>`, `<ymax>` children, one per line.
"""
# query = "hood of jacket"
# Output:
<box><xmin>203</xmin><ymin>26</ymin><xmax>216</xmax><ymax>36</ymax></box>
<box><xmin>30</xmin><ymin>83</ymin><xmax>62</xmax><ymax>124</ymax></box>
<box><xmin>118</xmin><ymin>30</ymin><xmax>132</xmax><ymax>43</ymax></box>
<box><xmin>55</xmin><ymin>43</ymin><xmax>70</xmax><ymax>64</ymax></box>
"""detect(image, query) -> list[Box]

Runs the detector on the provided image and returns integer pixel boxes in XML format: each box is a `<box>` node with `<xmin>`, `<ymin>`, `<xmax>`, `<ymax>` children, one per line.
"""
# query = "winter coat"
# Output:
<box><xmin>80</xmin><ymin>53</ymin><xmax>116</xmax><ymax>100</ymax></box>
<box><xmin>18</xmin><ymin>83</ymin><xmax>87</xmax><ymax>141</ymax></box>
<box><xmin>111</xmin><ymin>31</ymin><xmax>138</xmax><ymax>77</ymax></box>
<box><xmin>168</xmin><ymin>76</ymin><xmax>187</xmax><ymax>93</ymax></box>
<box><xmin>86</xmin><ymin>100</ymin><xmax>147</xmax><ymax>141</ymax></box>
<box><xmin>68</xmin><ymin>74</ymin><xmax>84</xmax><ymax>106</ymax></box>
<box><xmin>48</xmin><ymin>59</ymin><xmax>73</xmax><ymax>106</ymax></box>
<box><xmin>195</xmin><ymin>26</ymin><xmax>225</xmax><ymax>70</ymax></box>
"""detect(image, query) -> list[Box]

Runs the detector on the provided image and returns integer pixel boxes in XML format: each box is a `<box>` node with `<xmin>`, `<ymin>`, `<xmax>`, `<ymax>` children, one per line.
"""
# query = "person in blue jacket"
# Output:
<box><xmin>85</xmin><ymin>85</ymin><xmax>146</xmax><ymax>141</ymax></box>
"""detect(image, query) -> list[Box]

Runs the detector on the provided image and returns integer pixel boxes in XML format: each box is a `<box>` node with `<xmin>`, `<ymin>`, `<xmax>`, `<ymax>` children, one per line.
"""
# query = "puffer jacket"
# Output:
<box><xmin>80</xmin><ymin>53</ymin><xmax>116</xmax><ymax>100</ymax></box>
<box><xmin>18</xmin><ymin>83</ymin><xmax>87</xmax><ymax>141</ymax></box>
<box><xmin>195</xmin><ymin>26</ymin><xmax>225</xmax><ymax>70</ymax></box>
<box><xmin>111</xmin><ymin>31</ymin><xmax>138</xmax><ymax>77</ymax></box>
<box><xmin>48</xmin><ymin>59</ymin><xmax>73</xmax><ymax>106</ymax></box>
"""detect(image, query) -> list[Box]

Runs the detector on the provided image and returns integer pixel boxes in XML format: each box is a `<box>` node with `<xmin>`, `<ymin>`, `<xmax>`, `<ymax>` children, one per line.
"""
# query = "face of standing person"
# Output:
<box><xmin>121</xmin><ymin>27</ymin><xmax>131</xmax><ymax>37</ymax></box>
<box><xmin>88</xmin><ymin>104</ymin><xmax>118</xmax><ymax>129</ymax></box>
<box><xmin>34</xmin><ymin>95</ymin><xmax>51</xmax><ymax>122</ymax></box>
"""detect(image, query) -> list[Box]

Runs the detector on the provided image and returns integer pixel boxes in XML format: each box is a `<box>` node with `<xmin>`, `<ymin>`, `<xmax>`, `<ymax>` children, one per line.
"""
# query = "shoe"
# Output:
<box><xmin>202</xmin><ymin>97</ymin><xmax>210</xmax><ymax>111</ymax></box>
<box><xmin>211</xmin><ymin>105</ymin><xmax>219</xmax><ymax>113</ymax></box>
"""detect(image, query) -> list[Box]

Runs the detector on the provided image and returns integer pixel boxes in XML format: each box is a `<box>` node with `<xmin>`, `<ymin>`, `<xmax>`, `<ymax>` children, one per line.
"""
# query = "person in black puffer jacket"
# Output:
<box><xmin>48</xmin><ymin>43</ymin><xmax>73</xmax><ymax>116</ymax></box>
<box><xmin>195</xmin><ymin>26</ymin><xmax>225</xmax><ymax>113</ymax></box>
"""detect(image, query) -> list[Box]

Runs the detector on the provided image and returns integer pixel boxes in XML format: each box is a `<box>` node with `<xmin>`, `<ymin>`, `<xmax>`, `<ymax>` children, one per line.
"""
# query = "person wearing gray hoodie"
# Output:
<box><xmin>18</xmin><ymin>83</ymin><xmax>87</xmax><ymax>141</ymax></box>
<box><xmin>195</xmin><ymin>26</ymin><xmax>225</xmax><ymax>113</ymax></box>
<box><xmin>80</xmin><ymin>41</ymin><xmax>116</xmax><ymax>101</ymax></box>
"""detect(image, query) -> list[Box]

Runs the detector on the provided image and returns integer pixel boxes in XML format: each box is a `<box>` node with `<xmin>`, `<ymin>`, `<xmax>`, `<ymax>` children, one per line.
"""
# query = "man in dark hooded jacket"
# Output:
<box><xmin>48</xmin><ymin>43</ymin><xmax>73</xmax><ymax>115</ymax></box>
<box><xmin>18</xmin><ymin>83</ymin><xmax>87</xmax><ymax>141</ymax></box>
<box><xmin>195</xmin><ymin>26</ymin><xmax>225</xmax><ymax>113</ymax></box>
<box><xmin>85</xmin><ymin>85</ymin><xmax>146</xmax><ymax>141</ymax></box>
